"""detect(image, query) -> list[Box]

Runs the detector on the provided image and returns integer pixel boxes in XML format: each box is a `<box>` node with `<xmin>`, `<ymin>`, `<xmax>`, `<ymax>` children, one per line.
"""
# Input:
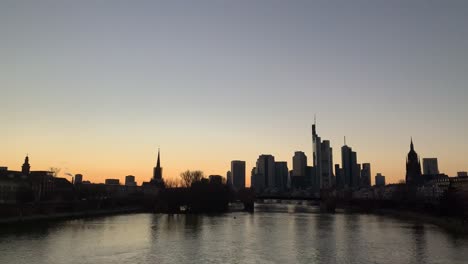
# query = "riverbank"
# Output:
<box><xmin>337</xmin><ymin>205</ymin><xmax>468</xmax><ymax>235</ymax></box>
<box><xmin>374</xmin><ymin>208</ymin><xmax>467</xmax><ymax>235</ymax></box>
<box><xmin>0</xmin><ymin>206</ymin><xmax>145</xmax><ymax>224</ymax></box>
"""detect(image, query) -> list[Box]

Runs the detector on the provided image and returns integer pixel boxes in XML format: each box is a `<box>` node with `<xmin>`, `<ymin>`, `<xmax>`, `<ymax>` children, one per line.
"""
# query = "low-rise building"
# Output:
<box><xmin>105</xmin><ymin>179</ymin><xmax>120</xmax><ymax>185</ymax></box>
<box><xmin>208</xmin><ymin>175</ymin><xmax>223</xmax><ymax>185</ymax></box>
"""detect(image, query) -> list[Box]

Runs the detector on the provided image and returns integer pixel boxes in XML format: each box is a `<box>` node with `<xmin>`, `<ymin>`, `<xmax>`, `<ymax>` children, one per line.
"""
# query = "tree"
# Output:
<box><xmin>180</xmin><ymin>170</ymin><xmax>204</xmax><ymax>187</ymax></box>
<box><xmin>164</xmin><ymin>178</ymin><xmax>182</xmax><ymax>188</ymax></box>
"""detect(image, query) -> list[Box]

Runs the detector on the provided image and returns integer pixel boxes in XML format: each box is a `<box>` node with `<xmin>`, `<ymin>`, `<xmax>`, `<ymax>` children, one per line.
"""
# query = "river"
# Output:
<box><xmin>0</xmin><ymin>203</ymin><xmax>467</xmax><ymax>264</ymax></box>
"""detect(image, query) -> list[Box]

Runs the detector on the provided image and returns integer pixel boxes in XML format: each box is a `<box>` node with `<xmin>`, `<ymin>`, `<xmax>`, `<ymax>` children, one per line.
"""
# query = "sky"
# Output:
<box><xmin>1</xmin><ymin>0</ymin><xmax>467</xmax><ymax>185</ymax></box>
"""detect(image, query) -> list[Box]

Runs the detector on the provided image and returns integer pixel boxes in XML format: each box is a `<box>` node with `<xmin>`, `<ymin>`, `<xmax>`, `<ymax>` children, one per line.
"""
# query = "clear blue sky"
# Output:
<box><xmin>1</xmin><ymin>1</ymin><xmax>467</xmax><ymax>184</ymax></box>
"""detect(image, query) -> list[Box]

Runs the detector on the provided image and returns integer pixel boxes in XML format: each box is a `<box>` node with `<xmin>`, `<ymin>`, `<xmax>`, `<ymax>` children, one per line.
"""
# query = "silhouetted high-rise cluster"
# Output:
<box><xmin>248</xmin><ymin>122</ymin><xmax>376</xmax><ymax>194</ymax></box>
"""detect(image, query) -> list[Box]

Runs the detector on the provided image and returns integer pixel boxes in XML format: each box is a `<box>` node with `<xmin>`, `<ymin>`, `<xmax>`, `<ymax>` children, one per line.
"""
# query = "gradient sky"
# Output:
<box><xmin>1</xmin><ymin>1</ymin><xmax>467</xmax><ymax>185</ymax></box>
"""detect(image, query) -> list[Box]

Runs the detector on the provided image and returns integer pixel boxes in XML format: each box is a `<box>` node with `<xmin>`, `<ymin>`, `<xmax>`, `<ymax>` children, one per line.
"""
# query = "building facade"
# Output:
<box><xmin>226</xmin><ymin>171</ymin><xmax>233</xmax><ymax>186</ymax></box>
<box><xmin>312</xmin><ymin>123</ymin><xmax>334</xmax><ymax>190</ymax></box>
<box><xmin>342</xmin><ymin>144</ymin><xmax>359</xmax><ymax>189</ymax></box>
<box><xmin>335</xmin><ymin>164</ymin><xmax>344</xmax><ymax>190</ymax></box>
<box><xmin>361</xmin><ymin>163</ymin><xmax>371</xmax><ymax>187</ymax></box>
<box><xmin>74</xmin><ymin>174</ymin><xmax>83</xmax><ymax>185</ymax></box>
<box><xmin>320</xmin><ymin>140</ymin><xmax>334</xmax><ymax>189</ymax></box>
<box><xmin>231</xmin><ymin>160</ymin><xmax>246</xmax><ymax>190</ymax></box>
<box><xmin>422</xmin><ymin>158</ymin><xmax>439</xmax><ymax>175</ymax></box>
<box><xmin>375</xmin><ymin>173</ymin><xmax>386</xmax><ymax>186</ymax></box>
<box><xmin>292</xmin><ymin>151</ymin><xmax>307</xmax><ymax>177</ymax></box>
<box><xmin>125</xmin><ymin>175</ymin><xmax>136</xmax><ymax>186</ymax></box>
<box><xmin>274</xmin><ymin>161</ymin><xmax>288</xmax><ymax>191</ymax></box>
<box><xmin>254</xmin><ymin>154</ymin><xmax>276</xmax><ymax>190</ymax></box>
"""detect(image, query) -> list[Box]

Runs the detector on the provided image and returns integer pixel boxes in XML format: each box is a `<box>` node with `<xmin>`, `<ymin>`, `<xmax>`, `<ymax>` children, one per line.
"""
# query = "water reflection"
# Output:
<box><xmin>1</xmin><ymin>205</ymin><xmax>468</xmax><ymax>264</ymax></box>
<box><xmin>314</xmin><ymin>213</ymin><xmax>336</xmax><ymax>263</ymax></box>
<box><xmin>411</xmin><ymin>224</ymin><xmax>428</xmax><ymax>264</ymax></box>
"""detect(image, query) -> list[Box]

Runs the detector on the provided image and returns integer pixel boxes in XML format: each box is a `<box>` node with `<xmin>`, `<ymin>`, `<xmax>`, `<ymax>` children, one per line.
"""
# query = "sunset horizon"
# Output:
<box><xmin>2</xmin><ymin>126</ymin><xmax>465</xmax><ymax>186</ymax></box>
<box><xmin>2</xmin><ymin>2</ymin><xmax>468</xmax><ymax>263</ymax></box>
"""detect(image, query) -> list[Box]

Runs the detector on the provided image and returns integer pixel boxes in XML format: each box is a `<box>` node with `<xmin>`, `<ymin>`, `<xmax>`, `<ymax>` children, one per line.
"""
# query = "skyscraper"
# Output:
<box><xmin>406</xmin><ymin>139</ymin><xmax>422</xmax><ymax>185</ymax></box>
<box><xmin>255</xmin><ymin>154</ymin><xmax>276</xmax><ymax>189</ymax></box>
<box><xmin>251</xmin><ymin>167</ymin><xmax>264</xmax><ymax>191</ymax></box>
<box><xmin>292</xmin><ymin>151</ymin><xmax>307</xmax><ymax>177</ymax></box>
<box><xmin>291</xmin><ymin>152</ymin><xmax>307</xmax><ymax>189</ymax></box>
<box><xmin>375</xmin><ymin>173</ymin><xmax>386</xmax><ymax>186</ymax></box>
<box><xmin>361</xmin><ymin>163</ymin><xmax>371</xmax><ymax>187</ymax></box>
<box><xmin>312</xmin><ymin>122</ymin><xmax>334</xmax><ymax>190</ymax></box>
<box><xmin>320</xmin><ymin>140</ymin><xmax>334</xmax><ymax>189</ymax></box>
<box><xmin>335</xmin><ymin>164</ymin><xmax>344</xmax><ymax>190</ymax></box>
<box><xmin>226</xmin><ymin>171</ymin><xmax>233</xmax><ymax>186</ymax></box>
<box><xmin>342</xmin><ymin>143</ymin><xmax>359</xmax><ymax>189</ymax></box>
<box><xmin>274</xmin><ymin>161</ymin><xmax>289</xmax><ymax>191</ymax></box>
<box><xmin>125</xmin><ymin>175</ymin><xmax>136</xmax><ymax>186</ymax></box>
<box><xmin>422</xmin><ymin>158</ymin><xmax>439</xmax><ymax>175</ymax></box>
<box><xmin>153</xmin><ymin>148</ymin><xmax>163</xmax><ymax>182</ymax></box>
<box><xmin>231</xmin><ymin>160</ymin><xmax>246</xmax><ymax>190</ymax></box>
<box><xmin>74</xmin><ymin>174</ymin><xmax>83</xmax><ymax>185</ymax></box>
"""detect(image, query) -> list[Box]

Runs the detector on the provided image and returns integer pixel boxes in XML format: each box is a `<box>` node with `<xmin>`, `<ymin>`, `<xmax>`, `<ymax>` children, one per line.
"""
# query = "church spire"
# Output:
<box><xmin>406</xmin><ymin>137</ymin><xmax>422</xmax><ymax>185</ymax></box>
<box><xmin>153</xmin><ymin>148</ymin><xmax>163</xmax><ymax>182</ymax></box>
<box><xmin>22</xmin><ymin>154</ymin><xmax>30</xmax><ymax>175</ymax></box>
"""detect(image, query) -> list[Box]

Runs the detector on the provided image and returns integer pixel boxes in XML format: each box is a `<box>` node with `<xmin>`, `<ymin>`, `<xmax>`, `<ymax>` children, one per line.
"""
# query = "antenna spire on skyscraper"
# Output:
<box><xmin>157</xmin><ymin>148</ymin><xmax>160</xmax><ymax>167</ymax></box>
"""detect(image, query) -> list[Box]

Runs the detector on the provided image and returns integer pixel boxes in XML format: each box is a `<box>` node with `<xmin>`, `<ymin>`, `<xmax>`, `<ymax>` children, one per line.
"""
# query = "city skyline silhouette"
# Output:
<box><xmin>2</xmin><ymin>130</ymin><xmax>463</xmax><ymax>187</ymax></box>
<box><xmin>2</xmin><ymin>1</ymin><xmax>467</xmax><ymax>185</ymax></box>
<box><xmin>1</xmin><ymin>2</ymin><xmax>468</xmax><ymax>263</ymax></box>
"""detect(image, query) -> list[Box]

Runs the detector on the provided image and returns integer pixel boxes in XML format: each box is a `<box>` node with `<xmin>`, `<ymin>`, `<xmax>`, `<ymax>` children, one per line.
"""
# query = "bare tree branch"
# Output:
<box><xmin>180</xmin><ymin>170</ymin><xmax>205</xmax><ymax>187</ymax></box>
<box><xmin>164</xmin><ymin>178</ymin><xmax>182</xmax><ymax>188</ymax></box>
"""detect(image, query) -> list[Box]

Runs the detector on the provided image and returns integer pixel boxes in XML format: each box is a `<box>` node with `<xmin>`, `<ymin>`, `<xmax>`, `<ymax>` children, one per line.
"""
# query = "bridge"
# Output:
<box><xmin>235</xmin><ymin>189</ymin><xmax>335</xmax><ymax>212</ymax></box>
<box><xmin>254</xmin><ymin>195</ymin><xmax>321</xmax><ymax>201</ymax></box>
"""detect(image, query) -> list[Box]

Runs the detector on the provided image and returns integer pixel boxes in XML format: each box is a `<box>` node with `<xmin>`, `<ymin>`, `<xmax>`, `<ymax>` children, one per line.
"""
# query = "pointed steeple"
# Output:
<box><xmin>406</xmin><ymin>137</ymin><xmax>421</xmax><ymax>185</ymax></box>
<box><xmin>153</xmin><ymin>148</ymin><xmax>163</xmax><ymax>182</ymax></box>
<box><xmin>22</xmin><ymin>154</ymin><xmax>30</xmax><ymax>175</ymax></box>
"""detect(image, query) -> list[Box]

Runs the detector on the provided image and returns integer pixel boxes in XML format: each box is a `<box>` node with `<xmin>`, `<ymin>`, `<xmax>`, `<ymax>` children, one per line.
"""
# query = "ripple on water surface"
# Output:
<box><xmin>0</xmin><ymin>204</ymin><xmax>467</xmax><ymax>264</ymax></box>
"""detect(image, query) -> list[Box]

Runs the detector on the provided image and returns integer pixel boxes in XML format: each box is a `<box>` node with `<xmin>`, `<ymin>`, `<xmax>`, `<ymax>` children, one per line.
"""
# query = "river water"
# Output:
<box><xmin>0</xmin><ymin>203</ymin><xmax>467</xmax><ymax>264</ymax></box>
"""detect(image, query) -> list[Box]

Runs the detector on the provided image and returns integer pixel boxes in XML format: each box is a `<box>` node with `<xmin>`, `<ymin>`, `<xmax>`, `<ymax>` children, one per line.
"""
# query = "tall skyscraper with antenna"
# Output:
<box><xmin>312</xmin><ymin>118</ymin><xmax>334</xmax><ymax>190</ymax></box>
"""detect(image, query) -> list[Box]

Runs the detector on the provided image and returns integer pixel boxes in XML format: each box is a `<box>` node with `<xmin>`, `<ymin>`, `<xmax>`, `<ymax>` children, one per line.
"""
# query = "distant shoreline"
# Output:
<box><xmin>376</xmin><ymin>209</ymin><xmax>467</xmax><ymax>235</ymax></box>
<box><xmin>336</xmin><ymin>205</ymin><xmax>468</xmax><ymax>235</ymax></box>
<box><xmin>0</xmin><ymin>207</ymin><xmax>144</xmax><ymax>225</ymax></box>
<box><xmin>2</xmin><ymin>203</ymin><xmax>466</xmax><ymax>236</ymax></box>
